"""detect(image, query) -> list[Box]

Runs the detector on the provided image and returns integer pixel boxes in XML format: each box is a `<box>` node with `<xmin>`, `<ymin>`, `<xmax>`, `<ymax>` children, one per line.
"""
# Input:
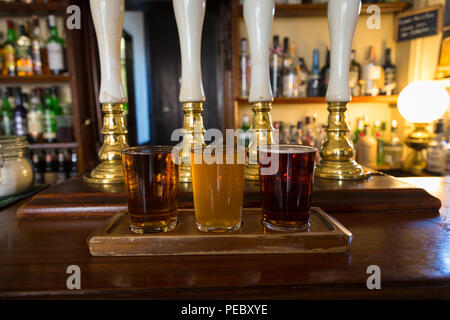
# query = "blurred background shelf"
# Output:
<box><xmin>28</xmin><ymin>142</ymin><xmax>78</xmax><ymax>151</ymax></box>
<box><xmin>236</xmin><ymin>96</ymin><xmax>398</xmax><ymax>105</ymax></box>
<box><xmin>238</xmin><ymin>2</ymin><xmax>411</xmax><ymax>17</ymax></box>
<box><xmin>0</xmin><ymin>75</ymin><xmax>71</xmax><ymax>84</ymax></box>
<box><xmin>0</xmin><ymin>2</ymin><xmax>68</xmax><ymax>16</ymax></box>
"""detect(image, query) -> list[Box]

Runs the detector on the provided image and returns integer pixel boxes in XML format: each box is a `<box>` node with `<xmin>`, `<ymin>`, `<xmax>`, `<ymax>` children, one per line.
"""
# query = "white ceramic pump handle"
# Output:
<box><xmin>90</xmin><ymin>0</ymin><xmax>126</xmax><ymax>104</ymax></box>
<box><xmin>244</xmin><ymin>0</ymin><xmax>274</xmax><ymax>103</ymax></box>
<box><xmin>326</xmin><ymin>0</ymin><xmax>361</xmax><ymax>102</ymax></box>
<box><xmin>173</xmin><ymin>0</ymin><xmax>206</xmax><ymax>102</ymax></box>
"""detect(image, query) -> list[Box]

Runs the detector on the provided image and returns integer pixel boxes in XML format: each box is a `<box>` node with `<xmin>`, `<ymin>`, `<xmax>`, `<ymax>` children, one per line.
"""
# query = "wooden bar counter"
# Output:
<box><xmin>0</xmin><ymin>176</ymin><xmax>449</xmax><ymax>299</ymax></box>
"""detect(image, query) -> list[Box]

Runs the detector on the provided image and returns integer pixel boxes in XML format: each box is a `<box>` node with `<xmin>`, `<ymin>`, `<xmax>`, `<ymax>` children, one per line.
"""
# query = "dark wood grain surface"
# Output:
<box><xmin>1</xmin><ymin>177</ymin><xmax>449</xmax><ymax>299</ymax></box>
<box><xmin>16</xmin><ymin>174</ymin><xmax>442</xmax><ymax>219</ymax></box>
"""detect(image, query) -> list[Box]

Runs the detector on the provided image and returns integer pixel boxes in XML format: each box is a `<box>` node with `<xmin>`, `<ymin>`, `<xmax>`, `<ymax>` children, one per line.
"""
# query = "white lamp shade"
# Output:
<box><xmin>397</xmin><ymin>81</ymin><xmax>449</xmax><ymax>123</ymax></box>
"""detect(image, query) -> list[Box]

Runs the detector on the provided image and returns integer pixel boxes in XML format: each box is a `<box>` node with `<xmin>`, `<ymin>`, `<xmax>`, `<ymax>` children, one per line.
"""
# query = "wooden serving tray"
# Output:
<box><xmin>88</xmin><ymin>207</ymin><xmax>352</xmax><ymax>256</ymax></box>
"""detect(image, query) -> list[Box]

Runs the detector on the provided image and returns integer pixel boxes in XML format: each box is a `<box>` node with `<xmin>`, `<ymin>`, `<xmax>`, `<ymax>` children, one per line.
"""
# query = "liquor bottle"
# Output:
<box><xmin>3</xmin><ymin>20</ymin><xmax>16</xmax><ymax>76</ymax></box>
<box><xmin>293</xmin><ymin>121</ymin><xmax>303</xmax><ymax>144</ymax></box>
<box><xmin>269</xmin><ymin>35</ymin><xmax>282</xmax><ymax>98</ymax></box>
<box><xmin>302</xmin><ymin>116</ymin><xmax>315</xmax><ymax>146</ymax></box>
<box><xmin>55</xmin><ymin>149</ymin><xmax>67</xmax><ymax>184</ymax></box>
<box><xmin>31</xmin><ymin>17</ymin><xmax>44</xmax><ymax>75</ymax></box>
<box><xmin>273</xmin><ymin>121</ymin><xmax>281</xmax><ymax>144</ymax></box>
<box><xmin>320</xmin><ymin>48</ymin><xmax>330</xmax><ymax>96</ymax></box>
<box><xmin>47</xmin><ymin>15</ymin><xmax>65</xmax><ymax>75</ymax></box>
<box><xmin>42</xmin><ymin>88</ymin><xmax>57</xmax><ymax>143</ymax></box>
<box><xmin>349</xmin><ymin>50</ymin><xmax>361</xmax><ymax>97</ymax></box>
<box><xmin>27</xmin><ymin>89</ymin><xmax>43</xmax><ymax>143</ymax></box>
<box><xmin>68</xmin><ymin>148</ymin><xmax>78</xmax><ymax>178</ymax></box>
<box><xmin>383</xmin><ymin>119</ymin><xmax>402</xmax><ymax>166</ymax></box>
<box><xmin>282</xmin><ymin>44</ymin><xmax>298</xmax><ymax>98</ymax></box>
<box><xmin>288</xmin><ymin>125</ymin><xmax>296</xmax><ymax>144</ymax></box>
<box><xmin>43</xmin><ymin>150</ymin><xmax>56</xmax><ymax>184</ymax></box>
<box><xmin>381</xmin><ymin>48</ymin><xmax>396</xmax><ymax>96</ymax></box>
<box><xmin>356</xmin><ymin>124</ymin><xmax>377</xmax><ymax>169</ymax></box>
<box><xmin>15</xmin><ymin>24</ymin><xmax>33</xmax><ymax>76</ymax></box>
<box><xmin>362</xmin><ymin>46</ymin><xmax>380</xmax><ymax>96</ymax></box>
<box><xmin>297</xmin><ymin>57</ymin><xmax>308</xmax><ymax>97</ymax></box>
<box><xmin>307</xmin><ymin>49</ymin><xmax>321</xmax><ymax>97</ymax></box>
<box><xmin>239</xmin><ymin>38</ymin><xmax>250</xmax><ymax>98</ymax></box>
<box><xmin>427</xmin><ymin>119</ymin><xmax>447</xmax><ymax>174</ymax></box>
<box><xmin>31</xmin><ymin>150</ymin><xmax>43</xmax><ymax>184</ymax></box>
<box><xmin>373</xmin><ymin>120</ymin><xmax>385</xmax><ymax>166</ymax></box>
<box><xmin>50</xmin><ymin>86</ymin><xmax>62</xmax><ymax>115</ymax></box>
<box><xmin>280</xmin><ymin>126</ymin><xmax>289</xmax><ymax>144</ymax></box>
<box><xmin>12</xmin><ymin>88</ymin><xmax>28</xmax><ymax>137</ymax></box>
<box><xmin>0</xmin><ymin>89</ymin><xmax>13</xmax><ymax>136</ymax></box>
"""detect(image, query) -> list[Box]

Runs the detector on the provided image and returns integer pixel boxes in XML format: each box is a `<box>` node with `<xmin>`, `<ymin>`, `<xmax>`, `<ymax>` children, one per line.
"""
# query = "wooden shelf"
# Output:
<box><xmin>236</xmin><ymin>95</ymin><xmax>398</xmax><ymax>105</ymax></box>
<box><xmin>239</xmin><ymin>2</ymin><xmax>411</xmax><ymax>17</ymax></box>
<box><xmin>0</xmin><ymin>75</ymin><xmax>71</xmax><ymax>84</ymax></box>
<box><xmin>29</xmin><ymin>142</ymin><xmax>78</xmax><ymax>150</ymax></box>
<box><xmin>0</xmin><ymin>2</ymin><xmax>68</xmax><ymax>16</ymax></box>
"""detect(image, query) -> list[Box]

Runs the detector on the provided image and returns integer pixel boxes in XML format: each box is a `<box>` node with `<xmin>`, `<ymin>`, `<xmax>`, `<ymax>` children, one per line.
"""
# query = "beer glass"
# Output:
<box><xmin>122</xmin><ymin>146</ymin><xmax>179</xmax><ymax>233</ymax></box>
<box><xmin>258</xmin><ymin>144</ymin><xmax>316</xmax><ymax>231</ymax></box>
<box><xmin>191</xmin><ymin>145</ymin><xmax>245</xmax><ymax>232</ymax></box>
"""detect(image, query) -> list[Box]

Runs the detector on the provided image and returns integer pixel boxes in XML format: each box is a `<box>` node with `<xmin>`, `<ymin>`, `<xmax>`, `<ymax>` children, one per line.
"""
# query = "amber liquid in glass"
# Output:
<box><xmin>122</xmin><ymin>147</ymin><xmax>179</xmax><ymax>233</ymax></box>
<box><xmin>259</xmin><ymin>145</ymin><xmax>316</xmax><ymax>230</ymax></box>
<box><xmin>191</xmin><ymin>148</ymin><xmax>245</xmax><ymax>232</ymax></box>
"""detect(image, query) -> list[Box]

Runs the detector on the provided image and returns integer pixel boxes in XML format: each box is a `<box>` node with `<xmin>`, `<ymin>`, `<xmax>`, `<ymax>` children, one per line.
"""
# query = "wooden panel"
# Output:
<box><xmin>88</xmin><ymin>208</ymin><xmax>352</xmax><ymax>256</ymax></box>
<box><xmin>16</xmin><ymin>174</ymin><xmax>442</xmax><ymax>219</ymax></box>
<box><xmin>238</xmin><ymin>2</ymin><xmax>411</xmax><ymax>18</ymax></box>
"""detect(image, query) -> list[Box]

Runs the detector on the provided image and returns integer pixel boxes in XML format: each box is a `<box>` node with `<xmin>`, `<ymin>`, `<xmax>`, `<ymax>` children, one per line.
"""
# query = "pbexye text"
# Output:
<box><xmin>181</xmin><ymin>304</ymin><xmax>268</xmax><ymax>317</ymax></box>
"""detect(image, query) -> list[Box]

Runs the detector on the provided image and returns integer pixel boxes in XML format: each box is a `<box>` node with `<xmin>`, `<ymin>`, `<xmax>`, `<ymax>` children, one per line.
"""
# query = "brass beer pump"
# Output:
<box><xmin>243</xmin><ymin>0</ymin><xmax>275</xmax><ymax>181</ymax></box>
<box><xmin>84</xmin><ymin>0</ymin><xmax>129</xmax><ymax>184</ymax></box>
<box><xmin>315</xmin><ymin>0</ymin><xmax>368</xmax><ymax>180</ymax></box>
<box><xmin>173</xmin><ymin>0</ymin><xmax>206</xmax><ymax>183</ymax></box>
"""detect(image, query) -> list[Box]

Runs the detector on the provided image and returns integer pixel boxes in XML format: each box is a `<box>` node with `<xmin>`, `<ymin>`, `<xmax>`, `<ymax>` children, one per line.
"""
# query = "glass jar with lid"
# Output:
<box><xmin>0</xmin><ymin>136</ymin><xmax>34</xmax><ymax>197</ymax></box>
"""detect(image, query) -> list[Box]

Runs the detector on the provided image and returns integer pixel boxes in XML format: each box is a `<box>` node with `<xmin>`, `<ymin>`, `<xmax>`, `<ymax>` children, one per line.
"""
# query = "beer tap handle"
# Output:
<box><xmin>244</xmin><ymin>0</ymin><xmax>274</xmax><ymax>103</ymax></box>
<box><xmin>90</xmin><ymin>0</ymin><xmax>126</xmax><ymax>104</ymax></box>
<box><xmin>173</xmin><ymin>0</ymin><xmax>206</xmax><ymax>103</ymax></box>
<box><xmin>326</xmin><ymin>0</ymin><xmax>361</xmax><ymax>103</ymax></box>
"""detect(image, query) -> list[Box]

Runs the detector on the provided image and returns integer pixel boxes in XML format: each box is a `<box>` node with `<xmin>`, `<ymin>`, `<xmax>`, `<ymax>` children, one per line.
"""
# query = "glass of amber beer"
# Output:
<box><xmin>258</xmin><ymin>144</ymin><xmax>316</xmax><ymax>231</ymax></box>
<box><xmin>191</xmin><ymin>145</ymin><xmax>245</xmax><ymax>232</ymax></box>
<box><xmin>122</xmin><ymin>146</ymin><xmax>179</xmax><ymax>233</ymax></box>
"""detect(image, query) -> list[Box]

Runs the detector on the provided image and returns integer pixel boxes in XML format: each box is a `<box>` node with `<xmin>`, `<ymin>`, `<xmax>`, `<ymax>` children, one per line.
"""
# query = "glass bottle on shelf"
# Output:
<box><xmin>320</xmin><ymin>47</ymin><xmax>330</xmax><ymax>96</ymax></box>
<box><xmin>27</xmin><ymin>88</ymin><xmax>43</xmax><ymax>143</ymax></box>
<box><xmin>31</xmin><ymin>150</ymin><xmax>43</xmax><ymax>184</ymax></box>
<box><xmin>383</xmin><ymin>119</ymin><xmax>402</xmax><ymax>167</ymax></box>
<box><xmin>68</xmin><ymin>148</ymin><xmax>78</xmax><ymax>178</ymax></box>
<box><xmin>12</xmin><ymin>87</ymin><xmax>28</xmax><ymax>137</ymax></box>
<box><xmin>31</xmin><ymin>16</ymin><xmax>44</xmax><ymax>75</ymax></box>
<box><xmin>0</xmin><ymin>31</ymin><xmax>5</xmax><ymax>72</ymax></box>
<box><xmin>307</xmin><ymin>49</ymin><xmax>321</xmax><ymax>97</ymax></box>
<box><xmin>294</xmin><ymin>121</ymin><xmax>303</xmax><ymax>144</ymax></box>
<box><xmin>0</xmin><ymin>89</ymin><xmax>13</xmax><ymax>136</ymax></box>
<box><xmin>297</xmin><ymin>57</ymin><xmax>308</xmax><ymax>98</ymax></box>
<box><xmin>55</xmin><ymin>149</ymin><xmax>67</xmax><ymax>184</ymax></box>
<box><xmin>47</xmin><ymin>15</ymin><xmax>65</xmax><ymax>75</ymax></box>
<box><xmin>42</xmin><ymin>88</ymin><xmax>57</xmax><ymax>143</ymax></box>
<box><xmin>43</xmin><ymin>149</ymin><xmax>56</xmax><ymax>185</ymax></box>
<box><xmin>356</xmin><ymin>124</ymin><xmax>377</xmax><ymax>169</ymax></box>
<box><xmin>362</xmin><ymin>46</ymin><xmax>380</xmax><ymax>96</ymax></box>
<box><xmin>302</xmin><ymin>116</ymin><xmax>315</xmax><ymax>146</ymax></box>
<box><xmin>269</xmin><ymin>35</ymin><xmax>282</xmax><ymax>98</ymax></box>
<box><xmin>349</xmin><ymin>49</ymin><xmax>361</xmax><ymax>97</ymax></box>
<box><xmin>239</xmin><ymin>38</ymin><xmax>250</xmax><ymax>98</ymax></box>
<box><xmin>239</xmin><ymin>115</ymin><xmax>251</xmax><ymax>148</ymax></box>
<box><xmin>3</xmin><ymin>20</ymin><xmax>17</xmax><ymax>76</ymax></box>
<box><xmin>381</xmin><ymin>48</ymin><xmax>396</xmax><ymax>96</ymax></box>
<box><xmin>427</xmin><ymin>119</ymin><xmax>447</xmax><ymax>175</ymax></box>
<box><xmin>282</xmin><ymin>44</ymin><xmax>298</xmax><ymax>98</ymax></box>
<box><xmin>15</xmin><ymin>24</ymin><xmax>33</xmax><ymax>76</ymax></box>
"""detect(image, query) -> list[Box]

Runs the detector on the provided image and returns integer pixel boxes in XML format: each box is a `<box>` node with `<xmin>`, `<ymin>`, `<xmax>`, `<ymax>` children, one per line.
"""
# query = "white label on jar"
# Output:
<box><xmin>47</xmin><ymin>42</ymin><xmax>64</xmax><ymax>72</ymax></box>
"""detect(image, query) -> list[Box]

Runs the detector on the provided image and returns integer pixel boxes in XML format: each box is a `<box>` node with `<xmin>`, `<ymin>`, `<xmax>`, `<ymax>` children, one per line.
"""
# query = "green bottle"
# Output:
<box><xmin>47</xmin><ymin>15</ymin><xmax>65</xmax><ymax>75</ymax></box>
<box><xmin>50</xmin><ymin>86</ymin><xmax>62</xmax><ymax>115</ymax></box>
<box><xmin>0</xmin><ymin>89</ymin><xmax>13</xmax><ymax>136</ymax></box>
<box><xmin>42</xmin><ymin>88</ymin><xmax>57</xmax><ymax>142</ymax></box>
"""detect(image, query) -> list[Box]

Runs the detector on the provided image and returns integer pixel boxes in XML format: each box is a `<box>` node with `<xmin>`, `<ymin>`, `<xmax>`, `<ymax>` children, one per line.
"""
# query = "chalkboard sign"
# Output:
<box><xmin>396</xmin><ymin>6</ymin><xmax>443</xmax><ymax>42</ymax></box>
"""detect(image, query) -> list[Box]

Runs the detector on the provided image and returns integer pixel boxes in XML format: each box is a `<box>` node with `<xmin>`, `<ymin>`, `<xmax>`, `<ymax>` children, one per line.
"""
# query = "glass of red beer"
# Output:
<box><xmin>258</xmin><ymin>144</ymin><xmax>316</xmax><ymax>231</ymax></box>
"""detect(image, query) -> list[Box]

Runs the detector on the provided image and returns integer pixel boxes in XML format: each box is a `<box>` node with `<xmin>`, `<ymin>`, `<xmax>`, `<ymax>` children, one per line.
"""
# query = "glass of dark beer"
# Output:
<box><xmin>122</xmin><ymin>146</ymin><xmax>179</xmax><ymax>233</ymax></box>
<box><xmin>258</xmin><ymin>144</ymin><xmax>316</xmax><ymax>231</ymax></box>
